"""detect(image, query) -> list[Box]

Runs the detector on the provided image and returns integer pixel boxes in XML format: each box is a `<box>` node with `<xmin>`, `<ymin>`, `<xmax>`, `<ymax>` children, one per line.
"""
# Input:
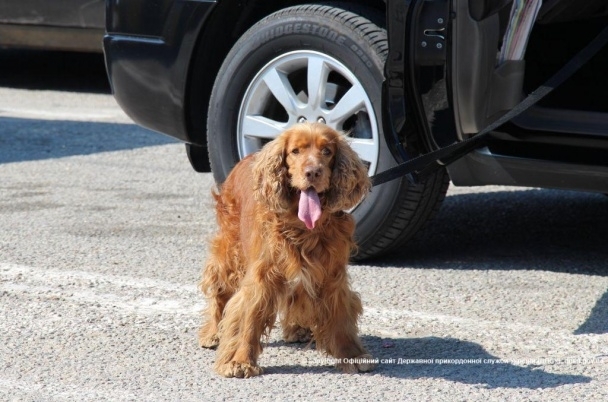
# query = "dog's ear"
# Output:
<box><xmin>252</xmin><ymin>135</ymin><xmax>291</xmax><ymax>212</ymax></box>
<box><xmin>326</xmin><ymin>133</ymin><xmax>372</xmax><ymax>212</ymax></box>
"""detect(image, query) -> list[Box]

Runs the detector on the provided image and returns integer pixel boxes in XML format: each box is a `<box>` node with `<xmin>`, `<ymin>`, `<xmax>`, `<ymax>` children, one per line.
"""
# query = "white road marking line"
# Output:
<box><xmin>0</xmin><ymin>263</ymin><xmax>198</xmax><ymax>293</ymax></box>
<box><xmin>1</xmin><ymin>282</ymin><xmax>203</xmax><ymax>316</ymax></box>
<box><xmin>0</xmin><ymin>263</ymin><xmax>599</xmax><ymax>340</ymax></box>
<box><xmin>363</xmin><ymin>306</ymin><xmax>555</xmax><ymax>335</ymax></box>
<box><xmin>0</xmin><ymin>263</ymin><xmax>203</xmax><ymax>316</ymax></box>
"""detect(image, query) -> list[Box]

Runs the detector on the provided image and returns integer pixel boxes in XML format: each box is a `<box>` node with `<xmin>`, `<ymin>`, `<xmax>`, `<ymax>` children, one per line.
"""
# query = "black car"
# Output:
<box><xmin>0</xmin><ymin>0</ymin><xmax>104</xmax><ymax>52</ymax></box>
<box><xmin>104</xmin><ymin>0</ymin><xmax>608</xmax><ymax>260</ymax></box>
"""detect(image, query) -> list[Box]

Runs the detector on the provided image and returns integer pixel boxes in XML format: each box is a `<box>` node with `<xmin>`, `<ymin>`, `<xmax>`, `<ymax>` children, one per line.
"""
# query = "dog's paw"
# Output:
<box><xmin>283</xmin><ymin>325</ymin><xmax>313</xmax><ymax>343</ymax></box>
<box><xmin>216</xmin><ymin>361</ymin><xmax>264</xmax><ymax>378</ymax></box>
<box><xmin>198</xmin><ymin>326</ymin><xmax>220</xmax><ymax>349</ymax></box>
<box><xmin>336</xmin><ymin>354</ymin><xmax>376</xmax><ymax>374</ymax></box>
<box><xmin>199</xmin><ymin>334</ymin><xmax>219</xmax><ymax>349</ymax></box>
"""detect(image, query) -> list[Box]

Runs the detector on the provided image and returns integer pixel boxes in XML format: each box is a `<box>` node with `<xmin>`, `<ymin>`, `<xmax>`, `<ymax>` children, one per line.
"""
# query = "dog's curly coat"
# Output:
<box><xmin>199</xmin><ymin>123</ymin><xmax>373</xmax><ymax>378</ymax></box>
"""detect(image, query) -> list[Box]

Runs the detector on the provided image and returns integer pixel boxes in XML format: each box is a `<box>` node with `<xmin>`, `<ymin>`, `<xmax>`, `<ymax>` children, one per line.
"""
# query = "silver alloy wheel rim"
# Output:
<box><xmin>237</xmin><ymin>50</ymin><xmax>380</xmax><ymax>175</ymax></box>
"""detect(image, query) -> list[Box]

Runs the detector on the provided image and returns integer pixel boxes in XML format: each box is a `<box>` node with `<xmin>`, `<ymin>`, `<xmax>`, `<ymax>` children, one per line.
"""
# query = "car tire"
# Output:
<box><xmin>185</xmin><ymin>143</ymin><xmax>211</xmax><ymax>173</ymax></box>
<box><xmin>206</xmin><ymin>4</ymin><xmax>448</xmax><ymax>260</ymax></box>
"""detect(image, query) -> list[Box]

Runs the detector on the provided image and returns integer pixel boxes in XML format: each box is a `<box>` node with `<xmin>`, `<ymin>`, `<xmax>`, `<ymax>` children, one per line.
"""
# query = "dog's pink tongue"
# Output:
<box><xmin>298</xmin><ymin>188</ymin><xmax>322</xmax><ymax>230</ymax></box>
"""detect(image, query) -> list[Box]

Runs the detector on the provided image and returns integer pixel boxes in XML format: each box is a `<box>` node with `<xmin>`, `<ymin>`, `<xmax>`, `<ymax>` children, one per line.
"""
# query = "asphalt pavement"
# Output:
<box><xmin>0</xmin><ymin>51</ymin><xmax>607</xmax><ymax>401</ymax></box>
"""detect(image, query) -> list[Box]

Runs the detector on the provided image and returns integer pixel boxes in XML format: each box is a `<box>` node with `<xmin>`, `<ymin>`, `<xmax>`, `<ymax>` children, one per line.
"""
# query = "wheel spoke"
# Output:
<box><xmin>348</xmin><ymin>137</ymin><xmax>377</xmax><ymax>164</ymax></box>
<box><xmin>307</xmin><ymin>57</ymin><xmax>329</xmax><ymax>110</ymax></box>
<box><xmin>238</xmin><ymin>50</ymin><xmax>379</xmax><ymax>174</ymax></box>
<box><xmin>262</xmin><ymin>67</ymin><xmax>299</xmax><ymax>116</ymax></box>
<box><xmin>326</xmin><ymin>84</ymin><xmax>366</xmax><ymax>125</ymax></box>
<box><xmin>241</xmin><ymin>115</ymin><xmax>285</xmax><ymax>140</ymax></box>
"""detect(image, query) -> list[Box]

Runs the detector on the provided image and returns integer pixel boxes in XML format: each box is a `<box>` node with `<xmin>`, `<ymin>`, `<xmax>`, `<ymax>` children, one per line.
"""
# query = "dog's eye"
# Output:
<box><xmin>291</xmin><ymin>148</ymin><xmax>300</xmax><ymax>155</ymax></box>
<box><xmin>321</xmin><ymin>147</ymin><xmax>332</xmax><ymax>156</ymax></box>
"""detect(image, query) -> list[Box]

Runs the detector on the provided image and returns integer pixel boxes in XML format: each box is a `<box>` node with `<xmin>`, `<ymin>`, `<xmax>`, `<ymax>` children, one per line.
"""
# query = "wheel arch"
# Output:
<box><xmin>185</xmin><ymin>0</ymin><xmax>386</xmax><ymax>147</ymax></box>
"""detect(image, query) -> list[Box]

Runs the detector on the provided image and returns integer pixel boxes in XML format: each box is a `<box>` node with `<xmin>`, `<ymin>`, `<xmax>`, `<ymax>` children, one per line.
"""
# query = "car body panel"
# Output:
<box><xmin>104</xmin><ymin>0</ymin><xmax>216</xmax><ymax>143</ymax></box>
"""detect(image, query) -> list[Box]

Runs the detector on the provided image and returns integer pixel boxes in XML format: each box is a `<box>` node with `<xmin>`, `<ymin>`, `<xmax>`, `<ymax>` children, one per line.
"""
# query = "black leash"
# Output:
<box><xmin>371</xmin><ymin>24</ymin><xmax>608</xmax><ymax>187</ymax></box>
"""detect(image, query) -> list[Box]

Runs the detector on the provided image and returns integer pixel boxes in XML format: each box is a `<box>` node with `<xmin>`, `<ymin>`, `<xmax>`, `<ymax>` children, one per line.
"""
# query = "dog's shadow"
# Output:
<box><xmin>261</xmin><ymin>336</ymin><xmax>591</xmax><ymax>388</ymax></box>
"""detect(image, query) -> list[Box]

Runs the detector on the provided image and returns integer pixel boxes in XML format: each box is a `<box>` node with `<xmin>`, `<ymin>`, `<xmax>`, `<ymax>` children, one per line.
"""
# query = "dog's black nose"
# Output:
<box><xmin>305</xmin><ymin>166</ymin><xmax>322</xmax><ymax>180</ymax></box>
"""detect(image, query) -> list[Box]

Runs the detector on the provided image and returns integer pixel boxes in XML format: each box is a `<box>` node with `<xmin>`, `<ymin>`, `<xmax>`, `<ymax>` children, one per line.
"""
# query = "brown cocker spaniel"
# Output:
<box><xmin>199</xmin><ymin>122</ymin><xmax>374</xmax><ymax>378</ymax></box>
